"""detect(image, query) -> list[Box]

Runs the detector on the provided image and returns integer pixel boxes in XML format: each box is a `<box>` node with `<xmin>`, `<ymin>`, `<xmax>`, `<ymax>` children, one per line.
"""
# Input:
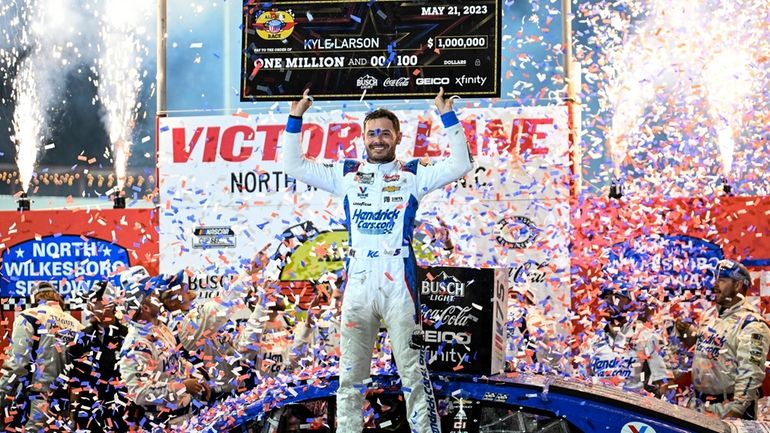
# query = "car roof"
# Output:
<box><xmin>188</xmin><ymin>371</ymin><xmax>732</xmax><ymax>433</ymax></box>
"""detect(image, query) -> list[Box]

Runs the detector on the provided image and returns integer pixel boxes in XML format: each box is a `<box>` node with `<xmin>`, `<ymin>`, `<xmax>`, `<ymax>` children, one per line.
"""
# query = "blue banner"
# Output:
<box><xmin>1</xmin><ymin>235</ymin><xmax>130</xmax><ymax>299</ymax></box>
<box><xmin>605</xmin><ymin>234</ymin><xmax>724</xmax><ymax>294</ymax></box>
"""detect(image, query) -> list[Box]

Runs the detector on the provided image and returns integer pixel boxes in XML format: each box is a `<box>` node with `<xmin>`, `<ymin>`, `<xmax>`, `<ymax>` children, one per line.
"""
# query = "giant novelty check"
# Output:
<box><xmin>241</xmin><ymin>0</ymin><xmax>501</xmax><ymax>101</ymax></box>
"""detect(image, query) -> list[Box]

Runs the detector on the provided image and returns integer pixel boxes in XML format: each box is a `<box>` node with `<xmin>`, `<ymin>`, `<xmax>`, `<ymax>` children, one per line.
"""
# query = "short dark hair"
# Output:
<box><xmin>364</xmin><ymin>109</ymin><xmax>400</xmax><ymax>135</ymax></box>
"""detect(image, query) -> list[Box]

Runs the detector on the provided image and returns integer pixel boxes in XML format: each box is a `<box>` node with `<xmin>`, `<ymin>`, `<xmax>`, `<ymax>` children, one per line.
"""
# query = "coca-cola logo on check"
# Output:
<box><xmin>495</xmin><ymin>216</ymin><xmax>540</xmax><ymax>249</ymax></box>
<box><xmin>423</xmin><ymin>305</ymin><xmax>478</xmax><ymax>328</ymax></box>
<box><xmin>383</xmin><ymin>77</ymin><xmax>409</xmax><ymax>87</ymax></box>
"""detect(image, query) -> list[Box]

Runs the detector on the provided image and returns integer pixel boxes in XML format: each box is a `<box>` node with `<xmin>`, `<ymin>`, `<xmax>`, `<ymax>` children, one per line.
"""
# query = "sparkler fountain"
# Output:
<box><xmin>93</xmin><ymin>1</ymin><xmax>151</xmax><ymax>208</ymax></box>
<box><xmin>702</xmin><ymin>47</ymin><xmax>755</xmax><ymax>197</ymax></box>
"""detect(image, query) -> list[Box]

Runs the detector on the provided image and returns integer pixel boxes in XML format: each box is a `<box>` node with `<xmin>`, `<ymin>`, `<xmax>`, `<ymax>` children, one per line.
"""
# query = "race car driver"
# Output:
<box><xmin>676</xmin><ymin>259</ymin><xmax>770</xmax><ymax>419</ymax></box>
<box><xmin>282</xmin><ymin>87</ymin><xmax>473</xmax><ymax>433</ymax></box>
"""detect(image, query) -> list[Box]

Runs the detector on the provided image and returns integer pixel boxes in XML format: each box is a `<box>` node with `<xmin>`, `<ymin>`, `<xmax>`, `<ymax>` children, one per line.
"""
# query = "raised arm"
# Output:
<box><xmin>282</xmin><ymin>89</ymin><xmax>343</xmax><ymax>195</ymax></box>
<box><xmin>413</xmin><ymin>87</ymin><xmax>473</xmax><ymax>197</ymax></box>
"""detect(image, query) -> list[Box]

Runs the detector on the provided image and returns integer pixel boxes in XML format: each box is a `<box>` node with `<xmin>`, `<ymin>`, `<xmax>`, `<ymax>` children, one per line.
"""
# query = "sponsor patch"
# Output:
<box><xmin>383</xmin><ymin>174</ymin><xmax>400</xmax><ymax>182</ymax></box>
<box><xmin>351</xmin><ymin>209</ymin><xmax>400</xmax><ymax>235</ymax></box>
<box><xmin>356</xmin><ymin>173</ymin><xmax>375</xmax><ymax>184</ymax></box>
<box><xmin>192</xmin><ymin>226</ymin><xmax>236</xmax><ymax>249</ymax></box>
<box><xmin>382</xmin><ymin>185</ymin><xmax>401</xmax><ymax>193</ymax></box>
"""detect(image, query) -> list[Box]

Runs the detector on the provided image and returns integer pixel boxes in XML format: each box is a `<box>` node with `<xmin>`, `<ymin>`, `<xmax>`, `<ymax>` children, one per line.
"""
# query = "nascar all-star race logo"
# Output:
<box><xmin>495</xmin><ymin>216</ymin><xmax>540</xmax><ymax>249</ymax></box>
<box><xmin>254</xmin><ymin>10</ymin><xmax>295</xmax><ymax>40</ymax></box>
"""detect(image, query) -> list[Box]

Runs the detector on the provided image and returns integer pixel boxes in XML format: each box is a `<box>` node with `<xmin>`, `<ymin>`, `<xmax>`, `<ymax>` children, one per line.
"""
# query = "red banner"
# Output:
<box><xmin>0</xmin><ymin>208</ymin><xmax>159</xmax><ymax>352</ymax></box>
<box><xmin>571</xmin><ymin>195</ymin><xmax>770</xmax><ymax>322</ymax></box>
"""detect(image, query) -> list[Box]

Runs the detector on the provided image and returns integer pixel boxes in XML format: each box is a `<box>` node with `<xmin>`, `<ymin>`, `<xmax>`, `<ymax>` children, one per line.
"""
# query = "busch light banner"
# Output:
<box><xmin>417</xmin><ymin>266</ymin><xmax>509</xmax><ymax>375</ymax></box>
<box><xmin>605</xmin><ymin>234</ymin><xmax>724</xmax><ymax>295</ymax></box>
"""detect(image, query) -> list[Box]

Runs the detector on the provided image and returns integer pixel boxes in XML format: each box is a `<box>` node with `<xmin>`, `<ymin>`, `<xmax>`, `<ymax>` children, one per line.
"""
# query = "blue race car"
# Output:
<box><xmin>188</xmin><ymin>372</ymin><xmax>764</xmax><ymax>433</ymax></box>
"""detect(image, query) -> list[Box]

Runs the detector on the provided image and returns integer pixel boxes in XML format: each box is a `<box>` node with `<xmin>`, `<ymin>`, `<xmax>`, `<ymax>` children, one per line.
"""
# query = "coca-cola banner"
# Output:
<box><xmin>417</xmin><ymin>266</ymin><xmax>509</xmax><ymax>375</ymax></box>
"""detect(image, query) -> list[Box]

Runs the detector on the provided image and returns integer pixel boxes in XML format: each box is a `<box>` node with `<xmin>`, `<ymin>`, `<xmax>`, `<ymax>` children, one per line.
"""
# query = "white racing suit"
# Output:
<box><xmin>0</xmin><ymin>303</ymin><xmax>82</xmax><ymax>431</ymax></box>
<box><xmin>691</xmin><ymin>299</ymin><xmax>770</xmax><ymax>418</ymax></box>
<box><xmin>238</xmin><ymin>305</ymin><xmax>300</xmax><ymax>376</ymax></box>
<box><xmin>293</xmin><ymin>316</ymin><xmax>341</xmax><ymax>369</ymax></box>
<box><xmin>588</xmin><ymin>322</ymin><xmax>670</xmax><ymax>392</ymax></box>
<box><xmin>283</xmin><ymin>110</ymin><xmax>472</xmax><ymax>433</ymax></box>
<box><xmin>118</xmin><ymin>321</ymin><xmax>199</xmax><ymax>428</ymax></box>
<box><xmin>172</xmin><ymin>296</ymin><xmax>248</xmax><ymax>395</ymax></box>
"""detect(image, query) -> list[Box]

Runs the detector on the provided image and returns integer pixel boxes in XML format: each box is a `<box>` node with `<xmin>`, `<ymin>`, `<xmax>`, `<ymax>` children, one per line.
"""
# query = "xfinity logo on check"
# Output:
<box><xmin>455</xmin><ymin>75</ymin><xmax>486</xmax><ymax>87</ymax></box>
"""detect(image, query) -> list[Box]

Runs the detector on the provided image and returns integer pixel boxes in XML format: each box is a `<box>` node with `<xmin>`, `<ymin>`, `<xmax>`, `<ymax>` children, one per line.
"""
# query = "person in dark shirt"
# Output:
<box><xmin>67</xmin><ymin>280</ymin><xmax>130</xmax><ymax>432</ymax></box>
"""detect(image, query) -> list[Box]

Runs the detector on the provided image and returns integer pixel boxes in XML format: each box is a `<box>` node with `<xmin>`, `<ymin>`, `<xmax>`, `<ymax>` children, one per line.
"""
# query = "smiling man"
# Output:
<box><xmin>676</xmin><ymin>259</ymin><xmax>770</xmax><ymax>419</ymax></box>
<box><xmin>282</xmin><ymin>88</ymin><xmax>472</xmax><ymax>433</ymax></box>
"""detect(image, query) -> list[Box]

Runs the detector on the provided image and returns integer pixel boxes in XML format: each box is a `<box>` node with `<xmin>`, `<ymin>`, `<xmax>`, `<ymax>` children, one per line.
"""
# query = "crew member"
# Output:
<box><xmin>676</xmin><ymin>259</ymin><xmax>770</xmax><ymax>419</ymax></box>
<box><xmin>0</xmin><ymin>282</ymin><xmax>82</xmax><ymax>431</ymax></box>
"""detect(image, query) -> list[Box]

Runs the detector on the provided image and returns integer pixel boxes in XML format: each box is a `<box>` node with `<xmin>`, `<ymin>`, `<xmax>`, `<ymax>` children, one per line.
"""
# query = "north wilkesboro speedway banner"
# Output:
<box><xmin>0</xmin><ymin>209</ymin><xmax>159</xmax><ymax>308</ymax></box>
<box><xmin>157</xmin><ymin>106</ymin><xmax>571</xmax><ymax>312</ymax></box>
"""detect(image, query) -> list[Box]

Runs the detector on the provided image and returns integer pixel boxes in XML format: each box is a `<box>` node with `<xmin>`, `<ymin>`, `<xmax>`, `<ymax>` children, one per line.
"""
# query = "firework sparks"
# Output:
<box><xmin>2</xmin><ymin>0</ymin><xmax>87</xmax><ymax>195</ymax></box>
<box><xmin>94</xmin><ymin>0</ymin><xmax>152</xmax><ymax>192</ymax></box>
<box><xmin>12</xmin><ymin>57</ymin><xmax>42</xmax><ymax>193</ymax></box>
<box><xmin>579</xmin><ymin>0</ymin><xmax>770</xmax><ymax>196</ymax></box>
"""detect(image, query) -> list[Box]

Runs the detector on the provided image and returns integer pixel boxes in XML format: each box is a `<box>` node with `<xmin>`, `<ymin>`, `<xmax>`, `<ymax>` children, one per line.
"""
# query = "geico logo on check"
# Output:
<box><xmin>352</xmin><ymin>209</ymin><xmax>400</xmax><ymax>234</ymax></box>
<box><xmin>416</xmin><ymin>77</ymin><xmax>449</xmax><ymax>85</ymax></box>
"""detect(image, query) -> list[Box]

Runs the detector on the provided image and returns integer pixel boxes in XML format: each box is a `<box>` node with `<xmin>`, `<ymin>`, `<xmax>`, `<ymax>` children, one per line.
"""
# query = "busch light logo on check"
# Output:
<box><xmin>352</xmin><ymin>209</ymin><xmax>400</xmax><ymax>235</ymax></box>
<box><xmin>192</xmin><ymin>226</ymin><xmax>236</xmax><ymax>249</ymax></box>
